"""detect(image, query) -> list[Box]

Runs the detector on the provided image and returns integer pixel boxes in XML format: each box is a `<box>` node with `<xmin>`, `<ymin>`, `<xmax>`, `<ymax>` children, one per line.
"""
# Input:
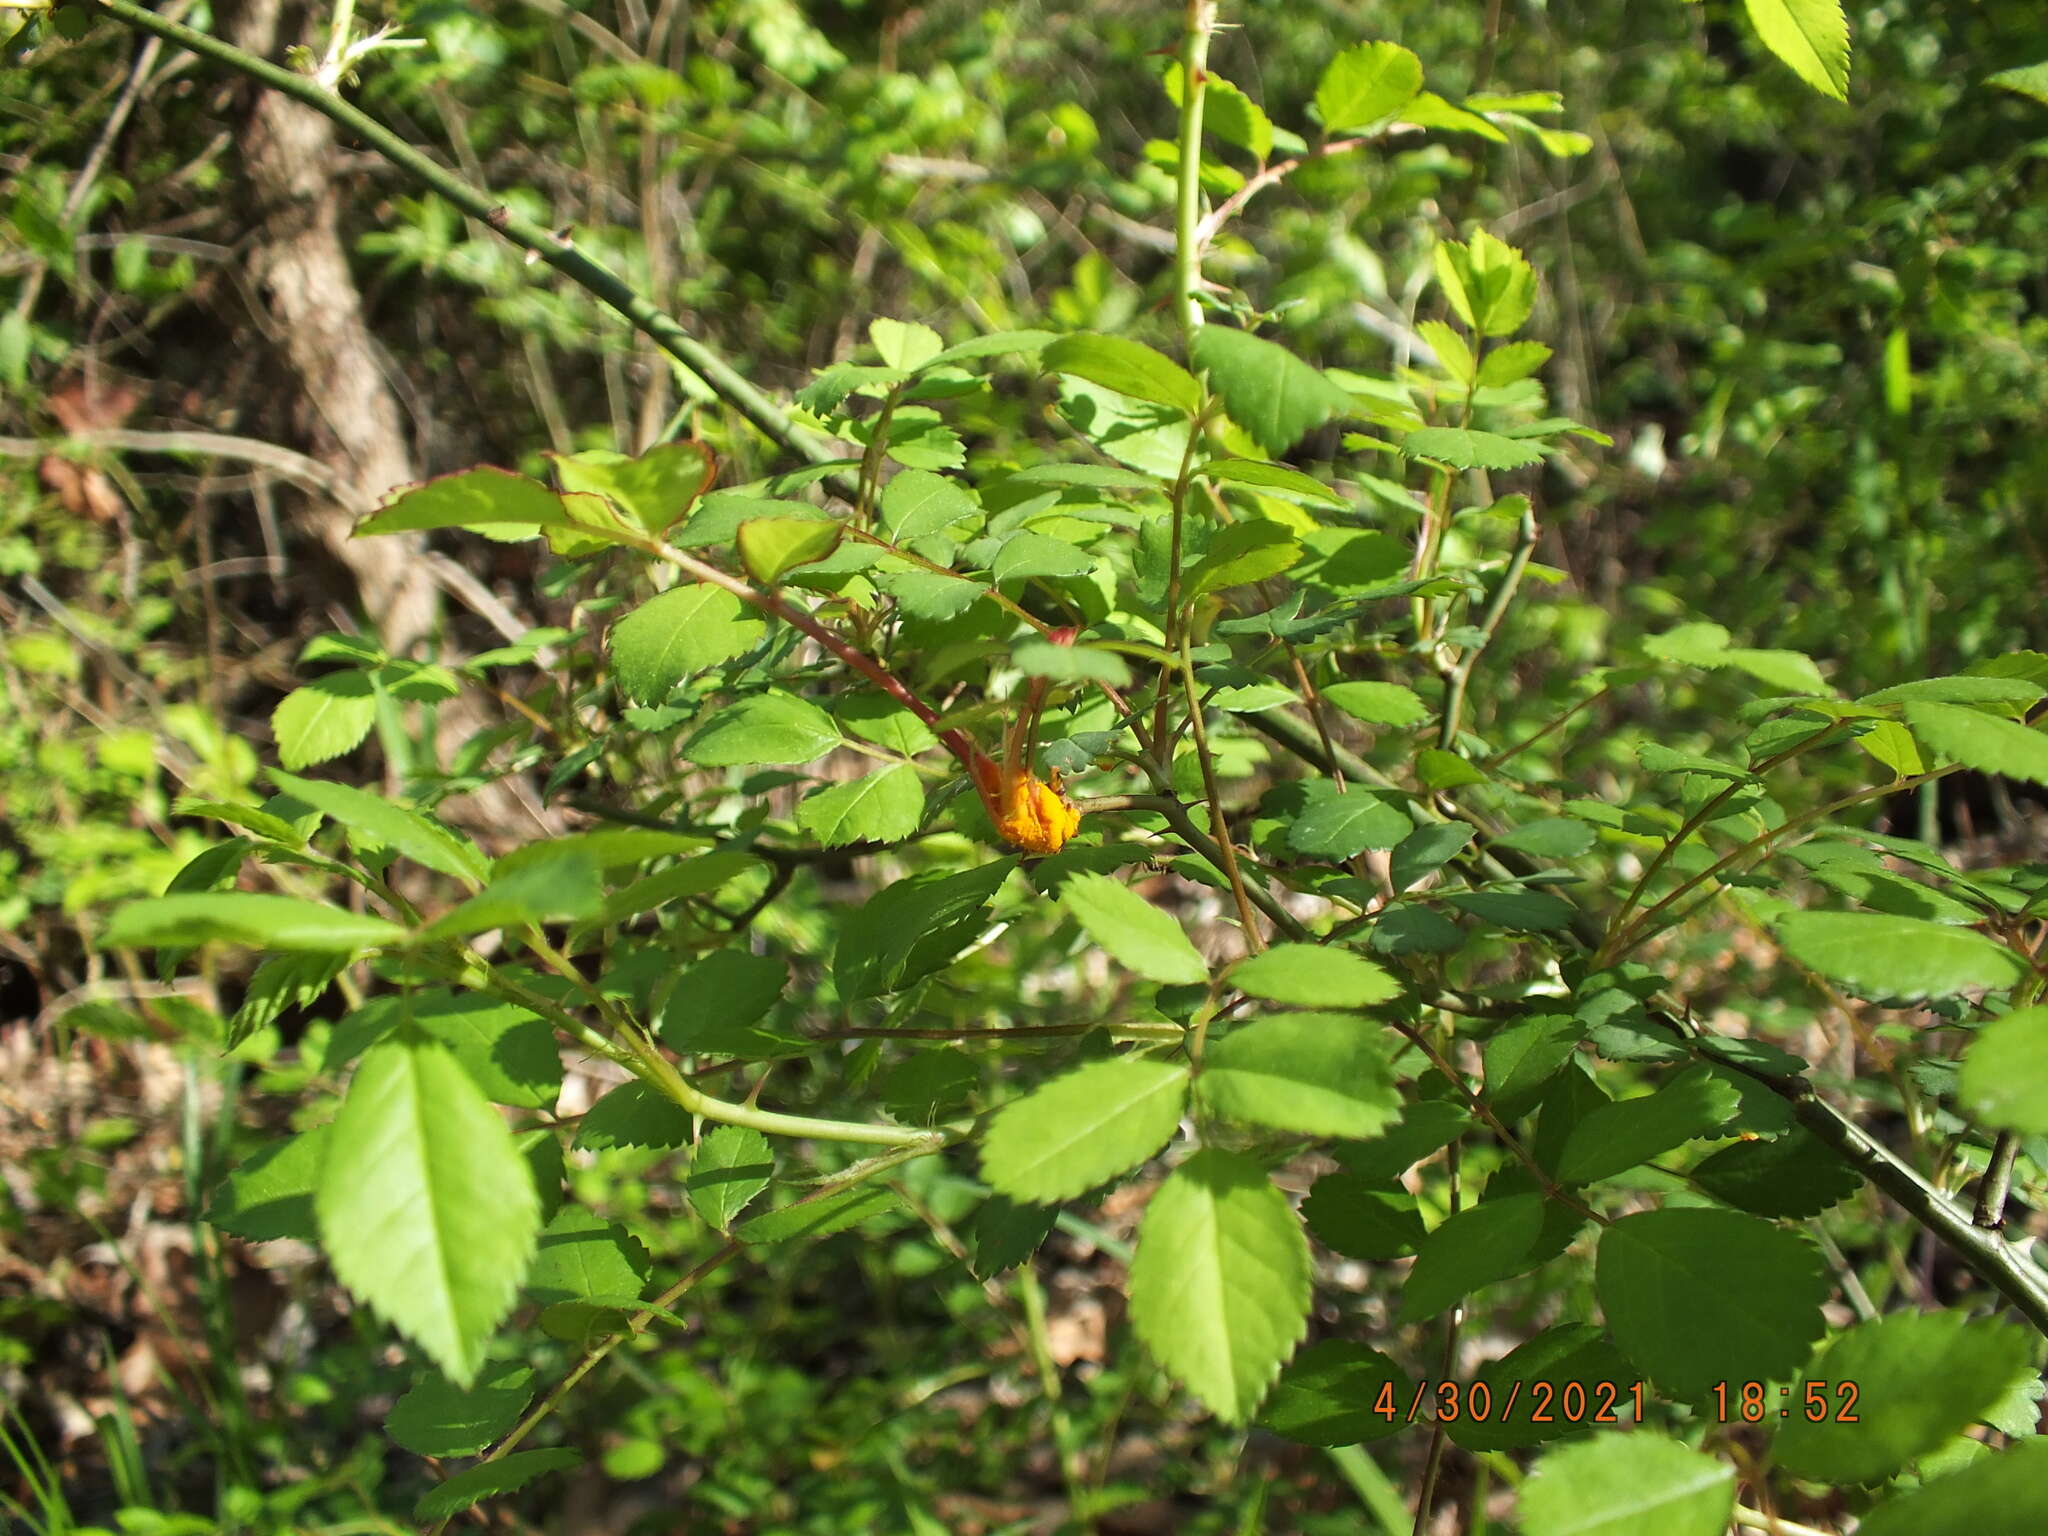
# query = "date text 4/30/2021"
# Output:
<box><xmin>1374</xmin><ymin>1380</ymin><xmax>1863</xmax><ymax>1425</ymax></box>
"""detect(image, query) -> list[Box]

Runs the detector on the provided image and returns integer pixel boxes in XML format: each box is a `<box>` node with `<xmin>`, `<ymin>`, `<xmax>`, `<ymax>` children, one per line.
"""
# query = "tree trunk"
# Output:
<box><xmin>222</xmin><ymin>0</ymin><xmax>438</xmax><ymax>656</ymax></box>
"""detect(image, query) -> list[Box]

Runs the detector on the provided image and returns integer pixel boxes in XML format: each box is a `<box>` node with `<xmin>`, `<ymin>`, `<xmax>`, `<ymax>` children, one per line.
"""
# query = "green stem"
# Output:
<box><xmin>626</xmin><ymin>1033</ymin><xmax>942</xmax><ymax>1147</ymax></box>
<box><xmin>1598</xmin><ymin>722</ymin><xmax>1850</xmax><ymax>963</ymax></box>
<box><xmin>1171</xmin><ymin>0</ymin><xmax>1218</xmax><ymax>347</ymax></box>
<box><xmin>1605</xmin><ymin>759</ymin><xmax>1956</xmax><ymax>962</ymax></box>
<box><xmin>85</xmin><ymin>0</ymin><xmax>851</xmax><ymax>497</ymax></box>
<box><xmin>1437</xmin><ymin>504</ymin><xmax>1538</xmax><ymax>750</ymax></box>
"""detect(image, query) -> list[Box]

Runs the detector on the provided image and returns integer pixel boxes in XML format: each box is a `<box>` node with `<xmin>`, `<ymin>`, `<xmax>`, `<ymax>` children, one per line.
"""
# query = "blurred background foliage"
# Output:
<box><xmin>4</xmin><ymin>0</ymin><xmax>2046</xmax><ymax>1530</ymax></box>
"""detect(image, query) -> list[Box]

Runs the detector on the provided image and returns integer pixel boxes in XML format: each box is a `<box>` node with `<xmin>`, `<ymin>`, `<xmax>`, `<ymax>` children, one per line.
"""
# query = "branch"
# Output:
<box><xmin>1243</xmin><ymin>706</ymin><xmax>2048</xmax><ymax>1338</ymax></box>
<box><xmin>85</xmin><ymin>0</ymin><xmax>854</xmax><ymax>499</ymax></box>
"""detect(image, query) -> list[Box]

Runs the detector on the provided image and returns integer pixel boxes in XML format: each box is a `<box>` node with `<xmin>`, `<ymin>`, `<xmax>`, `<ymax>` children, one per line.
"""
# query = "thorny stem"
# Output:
<box><xmin>1975</xmin><ymin>1133</ymin><xmax>2022</xmax><ymax>1232</ymax></box>
<box><xmin>1171</xmin><ymin>0</ymin><xmax>1218</xmax><ymax>347</ymax></box>
<box><xmin>1178</xmin><ymin>634</ymin><xmax>1267</xmax><ymax>949</ymax></box>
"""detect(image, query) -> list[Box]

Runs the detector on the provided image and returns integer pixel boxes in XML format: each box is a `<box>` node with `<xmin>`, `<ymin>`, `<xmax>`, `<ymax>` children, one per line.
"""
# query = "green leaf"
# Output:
<box><xmin>687</xmin><ymin>1126</ymin><xmax>773</xmax><ymax>1231</ymax></box>
<box><xmin>1185</xmin><ymin>520</ymin><xmax>1303</xmax><ymax>600</ymax></box>
<box><xmin>879</xmin><ymin>468</ymin><xmax>978</xmax><ymax>540</ymax></box>
<box><xmin>1198</xmin><ymin>1013</ymin><xmax>1401</xmax><ymax>1138</ymax></box>
<box><xmin>1596</xmin><ymin>1208</ymin><xmax>1828</xmax><ymax>1397</ymax></box>
<box><xmin>980</xmin><ymin>1056</ymin><xmax>1189</xmax><ymax>1203</ymax></box>
<box><xmin>1742</xmin><ymin>0</ymin><xmax>1850</xmax><ymax>101</ymax></box>
<box><xmin>1397</xmin><ymin>1194</ymin><xmax>1578</xmax><ymax>1324</ymax></box>
<box><xmin>1012</xmin><ymin>638</ymin><xmax>1132</xmax><ymax>687</ymax></box>
<box><xmin>966</xmin><ymin>1194</ymin><xmax>1059</xmax><ymax>1279</ymax></box>
<box><xmin>833</xmin><ymin>860</ymin><xmax>1015</xmax><ymax>1001</ymax></box>
<box><xmin>680</xmin><ymin>691</ymin><xmax>841</xmax><ymax>767</ymax></box>
<box><xmin>318</xmin><ymin>1037</ymin><xmax>540</xmax><ymax>1387</ymax></box>
<box><xmin>1555</xmin><ymin>1067</ymin><xmax>1741</xmax><ymax>1184</ymax></box>
<box><xmin>1321</xmin><ymin>681</ymin><xmax>1429</xmax><ymax>727</ymax></box>
<box><xmin>229</xmin><ymin>952</ymin><xmax>348</xmax><ymax>1050</ymax></box>
<box><xmin>1959</xmin><ymin>1005</ymin><xmax>2048</xmax><ymax>1135</ymax></box>
<box><xmin>552</xmin><ymin>441</ymin><xmax>714</xmax><ymax>534</ymax></box>
<box><xmin>992</xmin><ymin>529</ymin><xmax>1094</xmax><ymax>583</ymax></box>
<box><xmin>738</xmin><ymin>516</ymin><xmax>843</xmax><ymax>584</ymax></box>
<box><xmin>1314</xmin><ymin>41</ymin><xmax>1423</xmax><ymax>132</ymax></box>
<box><xmin>272</xmin><ymin>671</ymin><xmax>378</xmax><ymax>770</ymax></box>
<box><xmin>1860</xmin><ymin>675</ymin><xmax>2045</xmax><ymax>708</ymax></box>
<box><xmin>1389</xmin><ymin>823</ymin><xmax>1474</xmax><ymax>892</ymax></box>
<box><xmin>925</xmin><ymin>329</ymin><xmax>1060</xmax><ymax>369</ymax></box>
<box><xmin>1444</xmin><ymin>889</ymin><xmax>1576</xmax><ymax>931</ymax></box>
<box><xmin>1418</xmin><ymin>319</ymin><xmax>1476</xmax><ymax>383</ymax></box>
<box><xmin>870</xmin><ymin>317</ymin><xmax>944</xmax><ymax>370</ymax></box>
<box><xmin>574</xmin><ymin>1082</ymin><xmax>694</xmax><ymax>1151</ymax></box>
<box><xmin>1042</xmin><ymin>333</ymin><xmax>1203</xmax><ymax>414</ymax></box>
<box><xmin>874</xmin><ymin>567</ymin><xmax>988</xmax><ymax>620</ymax></box>
<box><xmin>1988</xmin><ymin>62</ymin><xmax>2048</xmax><ymax>106</ymax></box>
<box><xmin>1449</xmin><ymin>1326</ymin><xmax>1639</xmax><ymax>1452</ymax></box>
<box><xmin>1229</xmin><ymin>945</ymin><xmax>1400</xmax><ymax>1010</ymax></box>
<box><xmin>1637</xmin><ymin>743</ymin><xmax>1753</xmax><ymax>781</ymax></box>
<box><xmin>527</xmin><ymin>1206</ymin><xmax>651</xmax><ymax>1307</ymax></box>
<box><xmin>1163</xmin><ymin>65</ymin><xmax>1274</xmax><ymax>160</ymax></box>
<box><xmin>1478</xmin><ymin>340</ymin><xmax>1554</xmax><ymax>388</ymax></box>
<box><xmin>1433</xmin><ymin>230</ymin><xmax>1537</xmax><ymax>338</ymax></box>
<box><xmin>1404</xmin><ymin>426</ymin><xmax>1544</xmax><ymax>470</ymax></box>
<box><xmin>1856</xmin><ymin>1440</ymin><xmax>2048</xmax><ymax>1536</ymax></box>
<box><xmin>173</xmin><ymin>798</ymin><xmax>305</xmax><ymax>847</ymax></box>
<box><xmin>1483</xmin><ymin>1014</ymin><xmax>1583</xmax><ymax>1116</ymax></box>
<box><xmin>602</xmin><ymin>850</ymin><xmax>758</xmax><ymax>922</ymax></box>
<box><xmin>835</xmin><ymin>693</ymin><xmax>937</xmax><ymax>755</ymax></box>
<box><xmin>609</xmin><ymin>585</ymin><xmax>765</xmax><ymax>703</ymax></box>
<box><xmin>103</xmin><ymin>892</ymin><xmax>405</xmax><ymax>953</ymax></box>
<box><xmin>1302</xmin><ymin>1174</ymin><xmax>1425</xmax><ymax>1261</ymax></box>
<box><xmin>1775</xmin><ymin>1311</ymin><xmax>2034</xmax><ymax>1483</ymax></box>
<box><xmin>419</xmin><ymin>855</ymin><xmax>603</xmax><ymax>945</ymax></box>
<box><xmin>796</xmin><ymin>763</ymin><xmax>924</xmax><ymax>847</ymax></box>
<box><xmin>415</xmin><ymin>1448</ymin><xmax>581</xmax><ymax>1522</ymax></box>
<box><xmin>1289</xmin><ymin>784</ymin><xmax>1413</xmax><ymax>859</ymax></box>
<box><xmin>1520</xmin><ymin>1433</ymin><xmax>1734</xmax><ymax>1536</ymax></box>
<box><xmin>356</xmin><ymin>467</ymin><xmax>595</xmax><ymax>541</ymax></box>
<box><xmin>386</xmin><ymin>1359</ymin><xmax>534</xmax><ymax>1457</ymax></box>
<box><xmin>1061</xmin><ymin>872</ymin><xmax>1209</xmax><ymax>984</ymax></box>
<box><xmin>1493</xmin><ymin>818</ymin><xmax>1598</xmax><ymax>860</ymax></box>
<box><xmin>738</xmin><ymin>1183</ymin><xmax>898</xmax><ymax>1244</ymax></box>
<box><xmin>269</xmin><ymin>768</ymin><xmax>491</xmax><ymax>888</ymax></box>
<box><xmin>657</xmin><ymin>947</ymin><xmax>789</xmax><ymax>1054</ymax></box>
<box><xmin>1904</xmin><ymin>700</ymin><xmax>2048</xmax><ymax>786</ymax></box>
<box><xmin>1191</xmin><ymin>326</ymin><xmax>1355</xmax><ymax>456</ymax></box>
<box><xmin>1128</xmin><ymin>1149</ymin><xmax>1311</xmax><ymax>1423</ymax></box>
<box><xmin>404</xmin><ymin>992</ymin><xmax>562</xmax><ymax>1109</ymax></box>
<box><xmin>1401</xmin><ymin>90</ymin><xmax>1510</xmax><ymax>141</ymax></box>
<box><xmin>1195</xmin><ymin>457</ymin><xmax>1347</xmax><ymax>506</ymax></box>
<box><xmin>1259</xmin><ymin>1342</ymin><xmax>1411</xmax><ymax>1445</ymax></box>
<box><xmin>205</xmin><ymin>1126</ymin><xmax>329</xmax><ymax>1241</ymax></box>
<box><xmin>1689</xmin><ymin>1128</ymin><xmax>1860</xmax><ymax>1217</ymax></box>
<box><xmin>1775</xmin><ymin>910</ymin><xmax>2024</xmax><ymax>999</ymax></box>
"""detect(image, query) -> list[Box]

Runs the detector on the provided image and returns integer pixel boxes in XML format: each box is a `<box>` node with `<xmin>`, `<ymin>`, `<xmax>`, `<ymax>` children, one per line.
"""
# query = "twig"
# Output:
<box><xmin>0</xmin><ymin>428</ymin><xmax>355</xmax><ymax>506</ymax></box>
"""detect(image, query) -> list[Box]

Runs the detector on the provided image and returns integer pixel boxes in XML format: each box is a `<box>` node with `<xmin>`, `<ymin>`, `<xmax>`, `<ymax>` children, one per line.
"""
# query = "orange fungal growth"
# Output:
<box><xmin>966</xmin><ymin>645</ymin><xmax>1084</xmax><ymax>855</ymax></box>
<box><xmin>995</xmin><ymin>768</ymin><xmax>1083</xmax><ymax>855</ymax></box>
